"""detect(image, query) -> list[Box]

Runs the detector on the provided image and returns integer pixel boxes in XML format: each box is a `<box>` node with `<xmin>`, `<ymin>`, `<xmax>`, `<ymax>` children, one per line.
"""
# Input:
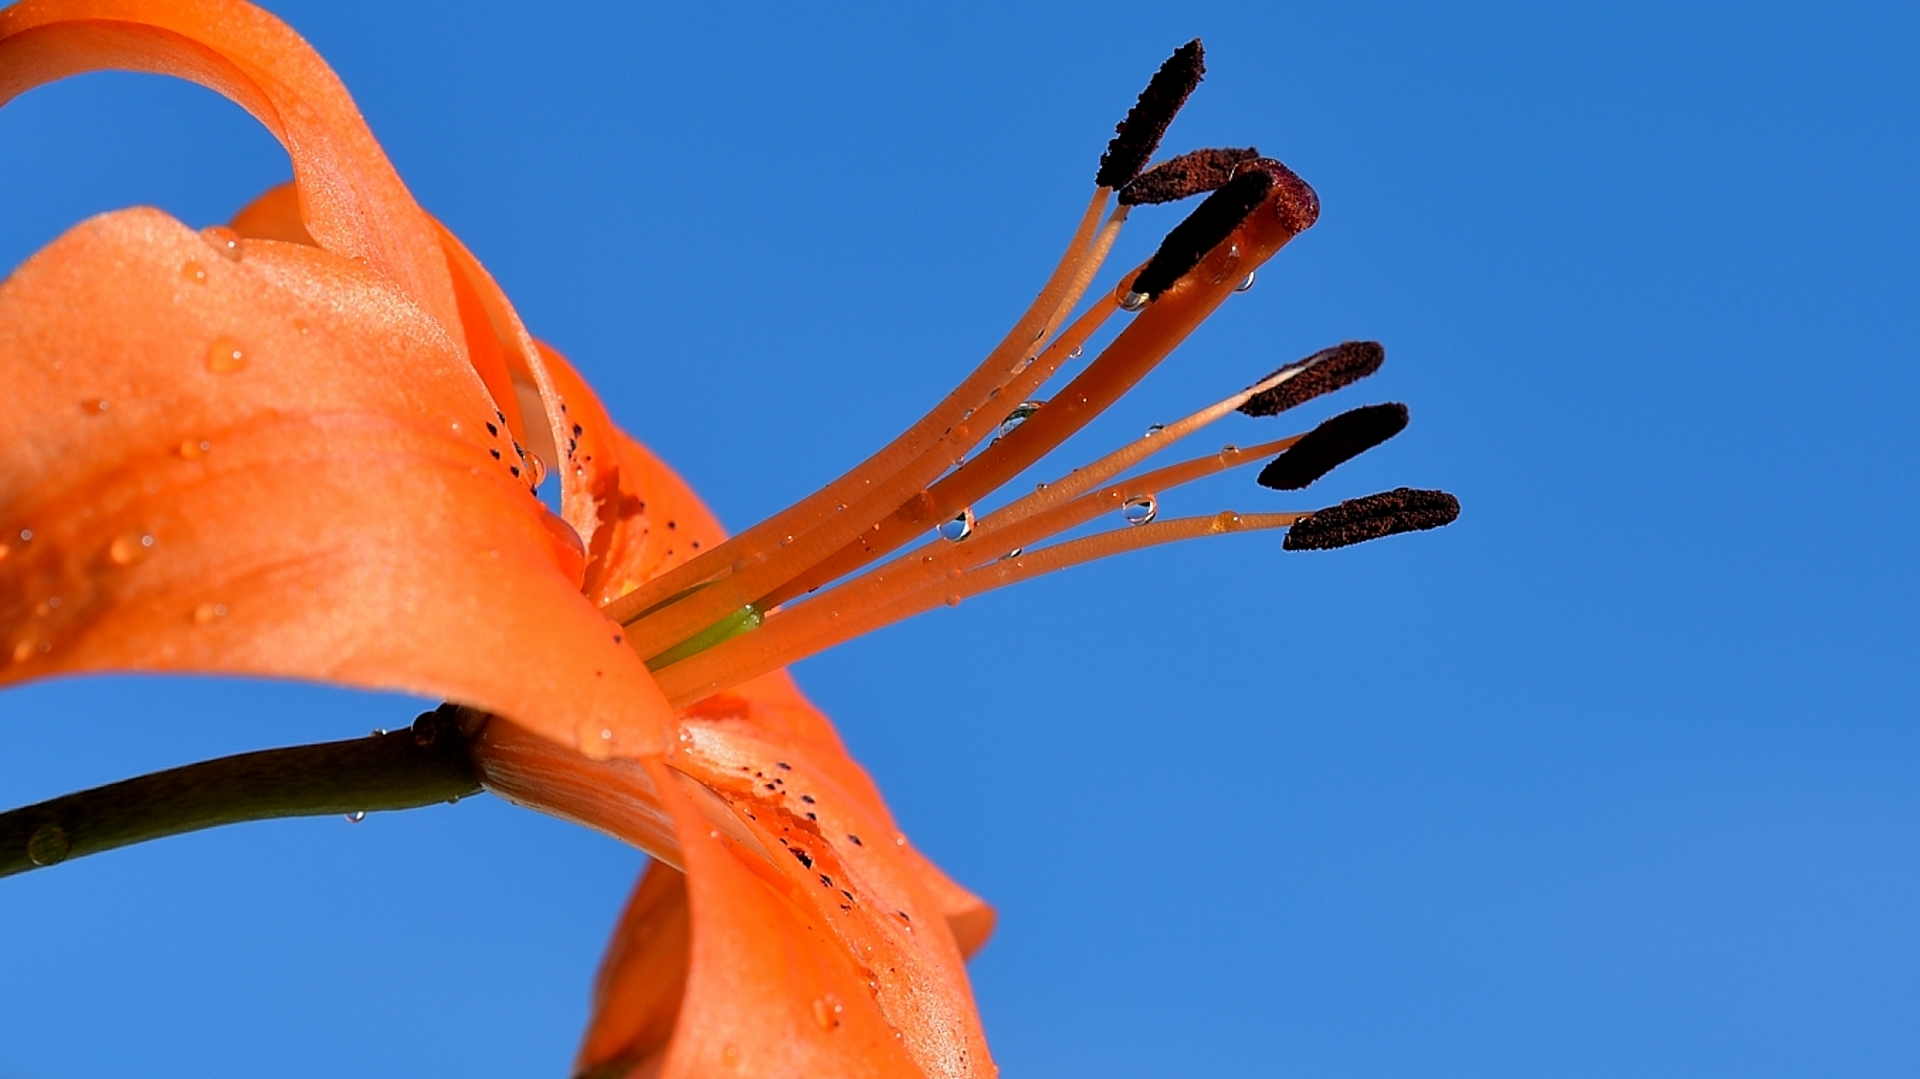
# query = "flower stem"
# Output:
<box><xmin>0</xmin><ymin>706</ymin><xmax>481</xmax><ymax>879</ymax></box>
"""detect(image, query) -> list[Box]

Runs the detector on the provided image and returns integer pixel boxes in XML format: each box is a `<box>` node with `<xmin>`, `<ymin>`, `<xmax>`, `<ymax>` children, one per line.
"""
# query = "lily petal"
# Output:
<box><xmin>0</xmin><ymin>0</ymin><xmax>465</xmax><ymax>345</ymax></box>
<box><xmin>0</xmin><ymin>207</ymin><xmax>673</xmax><ymax>757</ymax></box>
<box><xmin>585</xmin><ymin>756</ymin><xmax>993</xmax><ymax>1079</ymax></box>
<box><xmin>571</xmin><ymin>676</ymin><xmax>994</xmax><ymax>1079</ymax></box>
<box><xmin>535</xmin><ymin>342</ymin><xmax>727</xmax><ymax>607</ymax></box>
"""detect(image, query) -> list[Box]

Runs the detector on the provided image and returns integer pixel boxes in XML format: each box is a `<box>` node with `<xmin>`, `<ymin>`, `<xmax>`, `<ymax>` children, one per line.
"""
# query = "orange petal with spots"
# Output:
<box><xmin>535</xmin><ymin>343</ymin><xmax>728</xmax><ymax>607</ymax></box>
<box><xmin>0</xmin><ymin>206</ymin><xmax>672</xmax><ymax>758</ymax></box>
<box><xmin>679</xmin><ymin>671</ymin><xmax>996</xmax><ymax>957</ymax></box>
<box><xmin>575</xmin><ymin>757</ymin><xmax>992</xmax><ymax>1079</ymax></box>
<box><xmin>0</xmin><ymin>0</ymin><xmax>464</xmax><ymax>345</ymax></box>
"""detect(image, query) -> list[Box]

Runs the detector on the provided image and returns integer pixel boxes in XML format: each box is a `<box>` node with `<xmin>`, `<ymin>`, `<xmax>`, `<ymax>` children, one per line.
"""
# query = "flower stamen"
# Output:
<box><xmin>597</xmin><ymin>41</ymin><xmax>1445</xmax><ymax>702</ymax></box>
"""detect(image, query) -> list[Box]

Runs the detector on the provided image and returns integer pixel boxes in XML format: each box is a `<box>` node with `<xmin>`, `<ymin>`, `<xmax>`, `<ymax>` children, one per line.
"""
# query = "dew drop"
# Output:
<box><xmin>1144</xmin><ymin>423</ymin><xmax>1166</xmax><ymax>437</ymax></box>
<box><xmin>17</xmin><ymin>529</ymin><xmax>30</xmax><ymax>543</ymax></box>
<box><xmin>294</xmin><ymin>318</ymin><xmax>311</xmax><ymax>336</ymax></box>
<box><xmin>1119</xmin><ymin>290</ymin><xmax>1149</xmax><ymax>312</ymax></box>
<box><xmin>108</xmin><ymin>531</ymin><xmax>154</xmax><ymax>565</ymax></box>
<box><xmin>177</xmin><ymin>438</ymin><xmax>212</xmax><ymax>459</ymax></box>
<box><xmin>945</xmin><ymin>566</ymin><xmax>963</xmax><ymax>581</ymax></box>
<box><xmin>944</xmin><ymin>593</ymin><xmax>962</xmax><ymax>608</ymax></box>
<box><xmin>206</xmin><ymin>337</ymin><xmax>247</xmax><ymax>374</ymax></box>
<box><xmin>0</xmin><ymin>544</ymin><xmax>9</xmax><ymax>563</ymax></box>
<box><xmin>192</xmin><ymin>602</ymin><xmax>228</xmax><ymax>625</ymax></box>
<box><xmin>10</xmin><ymin>640</ymin><xmax>34</xmax><ymax>664</ymax></box>
<box><xmin>1210</xmin><ymin>510</ymin><xmax>1243</xmax><ymax>533</ymax></box>
<box><xmin>1123</xmin><ymin>495</ymin><xmax>1159</xmax><ymax>526</ymax></box>
<box><xmin>181</xmin><ymin>260</ymin><xmax>208</xmax><ymax>284</ymax></box>
<box><xmin>80</xmin><ymin>398</ymin><xmax>108</xmax><ymax>415</ymax></box>
<box><xmin>525</xmin><ymin>451</ymin><xmax>547</xmax><ymax>486</ymax></box>
<box><xmin>812</xmin><ymin>995</ymin><xmax>843</xmax><ymax>1032</ymax></box>
<box><xmin>26</xmin><ymin>823</ymin><xmax>69</xmax><ymax>867</ymax></box>
<box><xmin>1068</xmin><ymin>345</ymin><xmax>1084</xmax><ymax>360</ymax></box>
<box><xmin>938</xmin><ymin>508</ymin><xmax>975</xmax><ymax>542</ymax></box>
<box><xmin>344</xmin><ymin>811</ymin><xmax>366</xmax><ymax>824</ymax></box>
<box><xmin>200</xmin><ymin>225</ymin><xmax>243</xmax><ymax>261</ymax></box>
<box><xmin>998</xmin><ymin>401</ymin><xmax>1043</xmax><ymax>437</ymax></box>
<box><xmin>1235</xmin><ymin>270</ymin><xmax>1257</xmax><ymax>292</ymax></box>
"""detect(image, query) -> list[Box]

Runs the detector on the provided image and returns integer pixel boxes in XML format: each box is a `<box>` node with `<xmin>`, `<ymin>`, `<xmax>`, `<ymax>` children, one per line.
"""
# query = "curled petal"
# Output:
<box><xmin>0</xmin><ymin>0</ymin><xmax>464</xmax><ymax>343</ymax></box>
<box><xmin>0</xmin><ymin>207</ymin><xmax>673</xmax><ymax>757</ymax></box>
<box><xmin>680</xmin><ymin>672</ymin><xmax>995</xmax><ymax>956</ymax></box>
<box><xmin>577</xmin><ymin>757</ymin><xmax>992</xmax><ymax>1079</ymax></box>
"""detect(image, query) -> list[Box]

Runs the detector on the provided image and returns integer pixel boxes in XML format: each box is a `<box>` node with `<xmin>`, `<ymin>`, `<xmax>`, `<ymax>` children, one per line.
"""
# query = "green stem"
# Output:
<box><xmin>0</xmin><ymin>706</ymin><xmax>482</xmax><ymax>879</ymax></box>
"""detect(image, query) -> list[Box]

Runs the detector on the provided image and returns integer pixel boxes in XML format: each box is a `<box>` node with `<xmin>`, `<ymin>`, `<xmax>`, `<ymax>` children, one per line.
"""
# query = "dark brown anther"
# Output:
<box><xmin>1096</xmin><ymin>39</ymin><xmax>1206</xmax><ymax>190</ymax></box>
<box><xmin>1119</xmin><ymin>147</ymin><xmax>1261</xmax><ymax>206</ymax></box>
<box><xmin>1239</xmin><ymin>341</ymin><xmax>1385</xmax><ymax>417</ymax></box>
<box><xmin>1282</xmin><ymin>488</ymin><xmax>1460</xmax><ymax>550</ymax></box>
<box><xmin>1257</xmin><ymin>403</ymin><xmax>1409</xmax><ymax>490</ymax></box>
<box><xmin>1131</xmin><ymin>169</ymin><xmax>1273</xmax><ymax>300</ymax></box>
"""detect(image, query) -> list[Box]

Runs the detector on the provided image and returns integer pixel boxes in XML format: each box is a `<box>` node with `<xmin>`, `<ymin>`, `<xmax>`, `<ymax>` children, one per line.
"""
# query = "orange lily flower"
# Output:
<box><xmin>0</xmin><ymin>2</ymin><xmax>1456</xmax><ymax>1075</ymax></box>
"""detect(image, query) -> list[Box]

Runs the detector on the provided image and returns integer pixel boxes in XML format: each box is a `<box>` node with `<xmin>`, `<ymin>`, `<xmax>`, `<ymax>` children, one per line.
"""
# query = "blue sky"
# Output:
<box><xmin>1</xmin><ymin>1</ymin><xmax>1916</xmax><ymax>1076</ymax></box>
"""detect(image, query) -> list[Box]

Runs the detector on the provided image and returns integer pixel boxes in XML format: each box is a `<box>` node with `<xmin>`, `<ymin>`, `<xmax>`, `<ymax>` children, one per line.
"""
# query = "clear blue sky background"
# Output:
<box><xmin>2</xmin><ymin>1</ymin><xmax>1916</xmax><ymax>1076</ymax></box>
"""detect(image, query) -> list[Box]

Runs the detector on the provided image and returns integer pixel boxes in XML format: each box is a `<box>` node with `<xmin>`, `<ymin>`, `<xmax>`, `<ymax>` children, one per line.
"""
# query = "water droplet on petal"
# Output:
<box><xmin>944</xmin><ymin>593</ymin><xmax>963</xmax><ymax>607</ymax></box>
<box><xmin>1119</xmin><ymin>290</ymin><xmax>1149</xmax><ymax>312</ymax></box>
<box><xmin>192</xmin><ymin>602</ymin><xmax>227</xmax><ymax>625</ymax></box>
<box><xmin>1235</xmin><ymin>270</ymin><xmax>1257</xmax><ymax>292</ymax></box>
<box><xmin>998</xmin><ymin>401</ymin><xmax>1043</xmax><ymax>437</ymax></box>
<box><xmin>26</xmin><ymin>823</ymin><xmax>69</xmax><ymax>866</ymax></box>
<box><xmin>294</xmin><ymin>318</ymin><xmax>311</xmax><ymax>336</ymax></box>
<box><xmin>525</xmin><ymin>451</ymin><xmax>547</xmax><ymax>487</ymax></box>
<box><xmin>0</xmin><ymin>544</ymin><xmax>9</xmax><ymax>563</ymax></box>
<box><xmin>344</xmin><ymin>811</ymin><xmax>366</xmax><ymax>824</ymax></box>
<box><xmin>1123</xmin><ymin>496</ymin><xmax>1159</xmax><ymax>526</ymax></box>
<box><xmin>812</xmin><ymin>995</ymin><xmax>843</xmax><ymax>1032</ymax></box>
<box><xmin>206</xmin><ymin>337</ymin><xmax>247</xmax><ymax>374</ymax></box>
<box><xmin>80</xmin><ymin>398</ymin><xmax>108</xmax><ymax>415</ymax></box>
<box><xmin>200</xmin><ymin>225</ymin><xmax>243</xmax><ymax>261</ymax></box>
<box><xmin>177</xmin><ymin>438</ymin><xmax>212</xmax><ymax>459</ymax></box>
<box><xmin>1068</xmin><ymin>345</ymin><xmax>1084</xmax><ymax>360</ymax></box>
<box><xmin>17</xmin><ymin>529</ymin><xmax>31</xmax><ymax>543</ymax></box>
<box><xmin>182</xmin><ymin>260</ymin><xmax>208</xmax><ymax>284</ymax></box>
<box><xmin>108</xmin><ymin>531</ymin><xmax>154</xmax><ymax>565</ymax></box>
<box><xmin>938</xmin><ymin>508</ymin><xmax>975</xmax><ymax>542</ymax></box>
<box><xmin>1210</xmin><ymin>510</ymin><xmax>1243</xmax><ymax>533</ymax></box>
<box><xmin>10</xmin><ymin>640</ymin><xmax>33</xmax><ymax>664</ymax></box>
<box><xmin>1144</xmin><ymin>423</ymin><xmax>1166</xmax><ymax>438</ymax></box>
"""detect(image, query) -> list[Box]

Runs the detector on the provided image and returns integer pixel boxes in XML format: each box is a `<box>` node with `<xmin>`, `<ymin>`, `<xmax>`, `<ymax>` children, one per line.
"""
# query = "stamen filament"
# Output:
<box><xmin>961</xmin><ymin>357</ymin><xmax>1341</xmax><ymax>536</ymax></box>
<box><xmin>620</xmin><ymin>287</ymin><xmax>1121</xmax><ymax>658</ymax></box>
<box><xmin>605</xmin><ymin>187</ymin><xmax>1119</xmax><ymax>634</ymax></box>
<box><xmin>758</xmin><ymin>219</ymin><xmax>1274</xmax><ymax>610</ymax></box>
<box><xmin>656</xmin><ymin>511</ymin><xmax>1302</xmax><ymax>708</ymax></box>
<box><xmin>660</xmin><ymin>435</ymin><xmax>1304</xmax><ymax>701</ymax></box>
